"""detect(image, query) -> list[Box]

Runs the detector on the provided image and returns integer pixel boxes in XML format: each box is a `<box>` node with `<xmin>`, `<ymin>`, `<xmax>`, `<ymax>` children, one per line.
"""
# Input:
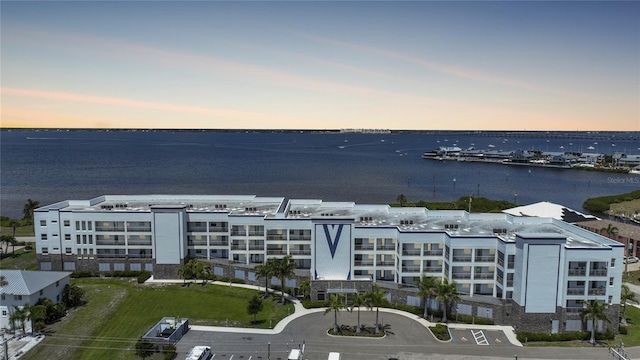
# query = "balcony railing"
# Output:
<box><xmin>507</xmin><ymin>262</ymin><xmax>514</xmax><ymax>269</ymax></box>
<box><xmin>452</xmin><ymin>256</ymin><xmax>472</xmax><ymax>262</ymax></box>
<box><xmin>567</xmin><ymin>288</ymin><xmax>584</xmax><ymax>295</ymax></box>
<box><xmin>377</xmin><ymin>261</ymin><xmax>395</xmax><ymax>266</ymax></box>
<box><xmin>209</xmin><ymin>226</ymin><xmax>228</xmax><ymax>233</ymax></box>
<box><xmin>210</xmin><ymin>241</ymin><xmax>229</xmax><ymax>246</ymax></box>
<box><xmin>96</xmin><ymin>254</ymin><xmax>128</xmax><ymax>259</ymax></box>
<box><xmin>289</xmin><ymin>235</ymin><xmax>311</xmax><ymax>241</ymax></box>
<box><xmin>96</xmin><ymin>240</ymin><xmax>125</xmax><ymax>246</ymax></box>
<box><xmin>127</xmin><ymin>226</ymin><xmax>151</xmax><ymax>232</ymax></box>
<box><xmin>188</xmin><ymin>241</ymin><xmax>208</xmax><ymax>246</ymax></box>
<box><xmin>354</xmin><ymin>260</ymin><xmax>374</xmax><ymax>266</ymax></box>
<box><xmin>497</xmin><ymin>275</ymin><xmax>504</xmax><ymax>284</ymax></box>
<box><xmin>402</xmin><ymin>266</ymin><xmax>420</xmax><ymax>272</ymax></box>
<box><xmin>248</xmin><ymin>231</ymin><xmax>264</xmax><ymax>237</ymax></box>
<box><xmin>566</xmin><ymin>307</ymin><xmax>583</xmax><ymax>313</ymax></box>
<box><xmin>497</xmin><ymin>258</ymin><xmax>505</xmax><ymax>267</ymax></box>
<box><xmin>377</xmin><ymin>245</ymin><xmax>395</xmax><ymax>251</ymax></box>
<box><xmin>423</xmin><ymin>266</ymin><xmax>442</xmax><ymax>272</ymax></box>
<box><xmin>230</xmin><ymin>230</ymin><xmax>245</xmax><ymax>236</ymax></box>
<box><xmin>128</xmin><ymin>240</ymin><xmax>152</xmax><ymax>246</ymax></box>
<box><xmin>588</xmin><ymin>288</ymin><xmax>606</xmax><ymax>296</ymax></box>
<box><xmin>402</xmin><ymin>250</ymin><xmax>421</xmax><ymax>256</ymax></box>
<box><xmin>475</xmin><ymin>256</ymin><xmax>495</xmax><ymax>262</ymax></box>
<box><xmin>230</xmin><ymin>245</ymin><xmax>246</xmax><ymax>251</ymax></box>
<box><xmin>289</xmin><ymin>250</ymin><xmax>311</xmax><ymax>255</ymax></box>
<box><xmin>128</xmin><ymin>253</ymin><xmax>152</xmax><ymax>259</ymax></box>
<box><xmin>266</xmin><ymin>250</ymin><xmax>287</xmax><ymax>255</ymax></box>
<box><xmin>474</xmin><ymin>273</ymin><xmax>495</xmax><ymax>279</ymax></box>
<box><xmin>452</xmin><ymin>273</ymin><xmax>472</xmax><ymax>279</ymax></box>
<box><xmin>248</xmin><ymin>245</ymin><xmax>264</xmax><ymax>251</ymax></box>
<box><xmin>355</xmin><ymin>245</ymin><xmax>375</xmax><ymax>251</ymax></box>
<box><xmin>506</xmin><ymin>281</ymin><xmax>513</xmax><ymax>287</ymax></box>
<box><xmin>568</xmin><ymin>269</ymin><xmax>586</xmax><ymax>276</ymax></box>
<box><xmin>424</xmin><ymin>250</ymin><xmax>444</xmax><ymax>256</ymax></box>
<box><xmin>590</xmin><ymin>269</ymin><xmax>608</xmax><ymax>277</ymax></box>
<box><xmin>188</xmin><ymin>226</ymin><xmax>207</xmax><ymax>232</ymax></box>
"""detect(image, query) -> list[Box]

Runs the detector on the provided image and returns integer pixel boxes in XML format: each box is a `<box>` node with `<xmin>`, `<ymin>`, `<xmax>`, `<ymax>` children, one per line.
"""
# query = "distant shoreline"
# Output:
<box><xmin>2</xmin><ymin>127</ymin><xmax>639</xmax><ymax>140</ymax></box>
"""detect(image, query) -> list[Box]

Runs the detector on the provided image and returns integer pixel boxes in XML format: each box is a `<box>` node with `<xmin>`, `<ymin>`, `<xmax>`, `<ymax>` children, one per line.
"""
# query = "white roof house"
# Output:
<box><xmin>503</xmin><ymin>201</ymin><xmax>600</xmax><ymax>222</ymax></box>
<box><xmin>0</xmin><ymin>270</ymin><xmax>71</xmax><ymax>331</ymax></box>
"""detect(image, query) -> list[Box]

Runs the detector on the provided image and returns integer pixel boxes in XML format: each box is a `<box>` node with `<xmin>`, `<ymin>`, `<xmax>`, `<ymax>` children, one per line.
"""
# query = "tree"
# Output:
<box><xmin>298</xmin><ymin>279</ymin><xmax>311</xmax><ymax>300</ymax></box>
<box><xmin>274</xmin><ymin>255</ymin><xmax>296</xmax><ymax>303</ymax></box>
<box><xmin>417</xmin><ymin>275</ymin><xmax>438</xmax><ymax>319</ymax></box>
<box><xmin>367</xmin><ymin>283</ymin><xmax>387</xmax><ymax>333</ymax></box>
<box><xmin>0</xmin><ymin>275</ymin><xmax>7</xmax><ymax>287</ymax></box>
<box><xmin>324</xmin><ymin>294</ymin><xmax>346</xmax><ymax>333</ymax></box>
<box><xmin>255</xmin><ymin>259</ymin><xmax>276</xmax><ymax>298</ymax></box>
<box><xmin>247</xmin><ymin>295</ymin><xmax>264</xmax><ymax>323</ymax></box>
<box><xmin>397</xmin><ymin>194</ymin><xmax>407</xmax><ymax>206</ymax></box>
<box><xmin>0</xmin><ymin>234</ymin><xmax>15</xmax><ymax>255</ymax></box>
<box><xmin>23</xmin><ymin>199</ymin><xmax>39</xmax><ymax>221</ymax></box>
<box><xmin>582</xmin><ymin>299</ymin><xmax>610</xmax><ymax>345</ymax></box>
<box><xmin>63</xmin><ymin>283</ymin><xmax>86</xmax><ymax>308</ymax></box>
<box><xmin>135</xmin><ymin>339</ymin><xmax>157</xmax><ymax>359</ymax></box>
<box><xmin>350</xmin><ymin>292</ymin><xmax>370</xmax><ymax>333</ymax></box>
<box><xmin>600</xmin><ymin>223</ymin><xmax>619</xmax><ymax>239</ymax></box>
<box><xmin>621</xmin><ymin>285</ymin><xmax>638</xmax><ymax>325</ymax></box>
<box><xmin>177</xmin><ymin>261</ymin><xmax>195</xmax><ymax>285</ymax></box>
<box><xmin>435</xmin><ymin>278</ymin><xmax>460</xmax><ymax>323</ymax></box>
<box><xmin>10</xmin><ymin>306</ymin><xmax>26</xmax><ymax>334</ymax></box>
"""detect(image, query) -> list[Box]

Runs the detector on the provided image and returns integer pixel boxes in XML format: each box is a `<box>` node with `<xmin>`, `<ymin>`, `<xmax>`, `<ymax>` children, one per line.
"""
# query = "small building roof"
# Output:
<box><xmin>503</xmin><ymin>201</ymin><xmax>599</xmax><ymax>223</ymax></box>
<box><xmin>0</xmin><ymin>270</ymin><xmax>70</xmax><ymax>296</ymax></box>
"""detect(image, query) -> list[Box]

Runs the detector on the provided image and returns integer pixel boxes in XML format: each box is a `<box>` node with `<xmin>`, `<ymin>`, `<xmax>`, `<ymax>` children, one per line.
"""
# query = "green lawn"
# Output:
<box><xmin>22</xmin><ymin>278</ymin><xmax>294</xmax><ymax>360</ymax></box>
<box><xmin>0</xmin><ymin>248</ymin><xmax>37</xmax><ymax>270</ymax></box>
<box><xmin>622</xmin><ymin>270</ymin><xmax>640</xmax><ymax>286</ymax></box>
<box><xmin>0</xmin><ymin>225</ymin><xmax>34</xmax><ymax>237</ymax></box>
<box><xmin>617</xmin><ymin>304</ymin><xmax>640</xmax><ymax>346</ymax></box>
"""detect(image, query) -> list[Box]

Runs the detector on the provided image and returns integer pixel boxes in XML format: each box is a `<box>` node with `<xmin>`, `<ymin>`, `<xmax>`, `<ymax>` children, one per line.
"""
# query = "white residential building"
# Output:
<box><xmin>33</xmin><ymin>195</ymin><xmax>623</xmax><ymax>333</ymax></box>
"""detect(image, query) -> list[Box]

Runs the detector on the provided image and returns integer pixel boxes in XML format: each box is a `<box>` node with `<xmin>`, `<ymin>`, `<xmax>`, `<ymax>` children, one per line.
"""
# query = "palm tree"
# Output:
<box><xmin>23</xmin><ymin>199</ymin><xmax>39</xmax><ymax>221</ymax></box>
<box><xmin>417</xmin><ymin>275</ymin><xmax>438</xmax><ymax>319</ymax></box>
<box><xmin>9</xmin><ymin>219</ymin><xmax>19</xmax><ymax>255</ymax></box>
<box><xmin>600</xmin><ymin>223</ymin><xmax>619</xmax><ymax>239</ymax></box>
<box><xmin>324</xmin><ymin>294</ymin><xmax>346</xmax><ymax>333</ymax></box>
<box><xmin>11</xmin><ymin>306</ymin><xmax>26</xmax><ymax>334</ymax></box>
<box><xmin>255</xmin><ymin>259</ymin><xmax>276</xmax><ymax>298</ymax></box>
<box><xmin>583</xmin><ymin>299</ymin><xmax>610</xmax><ymax>345</ymax></box>
<box><xmin>177</xmin><ymin>261</ymin><xmax>194</xmax><ymax>285</ymax></box>
<box><xmin>397</xmin><ymin>194</ymin><xmax>407</xmax><ymax>206</ymax></box>
<box><xmin>367</xmin><ymin>283</ymin><xmax>387</xmax><ymax>333</ymax></box>
<box><xmin>435</xmin><ymin>278</ymin><xmax>459</xmax><ymax>323</ymax></box>
<box><xmin>274</xmin><ymin>255</ymin><xmax>296</xmax><ymax>303</ymax></box>
<box><xmin>298</xmin><ymin>279</ymin><xmax>311</xmax><ymax>300</ymax></box>
<box><xmin>621</xmin><ymin>285</ymin><xmax>638</xmax><ymax>325</ymax></box>
<box><xmin>0</xmin><ymin>235</ymin><xmax>15</xmax><ymax>255</ymax></box>
<box><xmin>350</xmin><ymin>292</ymin><xmax>370</xmax><ymax>333</ymax></box>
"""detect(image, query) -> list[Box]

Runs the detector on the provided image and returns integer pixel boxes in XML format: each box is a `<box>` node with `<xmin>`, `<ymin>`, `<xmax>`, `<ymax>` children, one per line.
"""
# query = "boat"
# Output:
<box><xmin>587</xmin><ymin>146</ymin><xmax>595</xmax><ymax>150</ymax></box>
<box><xmin>488</xmin><ymin>144</ymin><xmax>495</xmax><ymax>148</ymax></box>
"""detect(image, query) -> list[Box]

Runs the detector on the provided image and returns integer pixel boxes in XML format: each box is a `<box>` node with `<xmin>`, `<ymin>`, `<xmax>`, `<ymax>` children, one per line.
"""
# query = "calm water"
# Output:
<box><xmin>1</xmin><ymin>130</ymin><xmax>639</xmax><ymax>219</ymax></box>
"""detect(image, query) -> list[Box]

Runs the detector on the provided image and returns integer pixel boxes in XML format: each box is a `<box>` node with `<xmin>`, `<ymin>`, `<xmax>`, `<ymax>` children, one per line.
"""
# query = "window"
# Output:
<box><xmin>14</xmin><ymin>295</ymin><xmax>22</xmax><ymax>301</ymax></box>
<box><xmin>611</xmin><ymin>258</ymin><xmax>616</xmax><ymax>267</ymax></box>
<box><xmin>66</xmin><ymin>247</ymin><xmax>72</xmax><ymax>254</ymax></box>
<box><xmin>1</xmin><ymin>294</ymin><xmax>4</xmax><ymax>300</ymax></box>
<box><xmin>76</xmin><ymin>235</ymin><xmax>81</xmax><ymax>244</ymax></box>
<box><xmin>40</xmin><ymin>290</ymin><xmax>44</xmax><ymax>296</ymax></box>
<box><xmin>40</xmin><ymin>220</ymin><xmax>46</xmax><ymax>226</ymax></box>
<box><xmin>610</xmin><ymin>277</ymin><xmax>614</xmax><ymax>286</ymax></box>
<box><xmin>64</xmin><ymin>220</ymin><xmax>70</xmax><ymax>227</ymax></box>
<box><xmin>42</xmin><ymin>247</ymin><xmax>49</xmax><ymax>254</ymax></box>
<box><xmin>41</xmin><ymin>234</ymin><xmax>47</xmax><ymax>241</ymax></box>
<box><xmin>76</xmin><ymin>221</ymin><xmax>80</xmax><ymax>230</ymax></box>
<box><xmin>65</xmin><ymin>234</ymin><xmax>71</xmax><ymax>241</ymax></box>
<box><xmin>88</xmin><ymin>222</ymin><xmax>92</xmax><ymax>231</ymax></box>
<box><xmin>608</xmin><ymin>296</ymin><xmax>613</xmax><ymax>304</ymax></box>
<box><xmin>82</xmin><ymin>221</ymin><xmax>86</xmax><ymax>231</ymax></box>
<box><xmin>56</xmin><ymin>281</ymin><xmax>59</xmax><ymax>287</ymax></box>
<box><xmin>2</xmin><ymin>310</ymin><xmax>6</xmax><ymax>317</ymax></box>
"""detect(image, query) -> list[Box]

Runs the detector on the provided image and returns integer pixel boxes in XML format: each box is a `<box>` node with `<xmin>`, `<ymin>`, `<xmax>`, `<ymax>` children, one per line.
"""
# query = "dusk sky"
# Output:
<box><xmin>1</xmin><ymin>1</ymin><xmax>638</xmax><ymax>131</ymax></box>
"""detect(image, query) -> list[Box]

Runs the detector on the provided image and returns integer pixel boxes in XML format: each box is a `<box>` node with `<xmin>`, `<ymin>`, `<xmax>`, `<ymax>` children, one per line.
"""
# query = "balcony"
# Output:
<box><xmin>289</xmin><ymin>235</ymin><xmax>311</xmax><ymax>241</ymax></box>
<box><xmin>188</xmin><ymin>226</ymin><xmax>207</xmax><ymax>233</ymax></box>
<box><xmin>128</xmin><ymin>253</ymin><xmax>152</xmax><ymax>259</ymax></box>
<box><xmin>497</xmin><ymin>258</ymin><xmax>504</xmax><ymax>267</ymax></box>
<box><xmin>230</xmin><ymin>245</ymin><xmax>246</xmax><ymax>251</ymax></box>
<box><xmin>566</xmin><ymin>307</ymin><xmax>583</xmax><ymax>313</ymax></box>
<box><xmin>209</xmin><ymin>226</ymin><xmax>228</xmax><ymax>233</ymax></box>
<box><xmin>568</xmin><ymin>269</ymin><xmax>586</xmax><ymax>276</ymax></box>
<box><xmin>266</xmin><ymin>250</ymin><xmax>287</xmax><ymax>255</ymax></box>
<box><xmin>567</xmin><ymin>288</ymin><xmax>584</xmax><ymax>295</ymax></box>
<box><xmin>210</xmin><ymin>241</ymin><xmax>229</xmax><ymax>246</ymax></box>
<box><xmin>248</xmin><ymin>245</ymin><xmax>264</xmax><ymax>251</ymax></box>
<box><xmin>377</xmin><ymin>245</ymin><xmax>395</xmax><ymax>251</ymax></box>
<box><xmin>497</xmin><ymin>275</ymin><xmax>503</xmax><ymax>284</ymax></box>
<box><xmin>96</xmin><ymin>253</ymin><xmax>127</xmax><ymax>259</ymax></box>
<box><xmin>127</xmin><ymin>226</ymin><xmax>151</xmax><ymax>232</ymax></box>
<box><xmin>96</xmin><ymin>240</ymin><xmax>125</xmax><ymax>246</ymax></box>
<box><xmin>506</xmin><ymin>281</ymin><xmax>513</xmax><ymax>287</ymax></box>
<box><xmin>507</xmin><ymin>262</ymin><xmax>515</xmax><ymax>269</ymax></box>
<box><xmin>355</xmin><ymin>245</ymin><xmax>374</xmax><ymax>251</ymax></box>
<box><xmin>377</xmin><ymin>261</ymin><xmax>395</xmax><ymax>266</ymax></box>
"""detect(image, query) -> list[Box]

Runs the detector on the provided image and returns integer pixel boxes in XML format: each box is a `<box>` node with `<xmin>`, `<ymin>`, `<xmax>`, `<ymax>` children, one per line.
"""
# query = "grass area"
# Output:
<box><xmin>22</xmin><ymin>278</ymin><xmax>294</xmax><ymax>360</ymax></box>
<box><xmin>616</xmin><ymin>304</ymin><xmax>640</xmax><ymax>346</ymax></box>
<box><xmin>0</xmin><ymin>225</ymin><xmax>34</xmax><ymax>237</ymax></box>
<box><xmin>0</xmin><ymin>248</ymin><xmax>37</xmax><ymax>270</ymax></box>
<box><xmin>622</xmin><ymin>269</ymin><xmax>640</xmax><ymax>286</ymax></box>
<box><xmin>611</xmin><ymin>199</ymin><xmax>640</xmax><ymax>216</ymax></box>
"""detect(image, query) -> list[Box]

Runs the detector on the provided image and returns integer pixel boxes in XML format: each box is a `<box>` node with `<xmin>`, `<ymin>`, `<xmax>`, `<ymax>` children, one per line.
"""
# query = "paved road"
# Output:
<box><xmin>176</xmin><ymin>310</ymin><xmax>633</xmax><ymax>360</ymax></box>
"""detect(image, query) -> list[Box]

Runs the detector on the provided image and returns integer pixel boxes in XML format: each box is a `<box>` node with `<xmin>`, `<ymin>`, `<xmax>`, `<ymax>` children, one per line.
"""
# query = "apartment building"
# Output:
<box><xmin>34</xmin><ymin>195</ymin><xmax>623</xmax><ymax>333</ymax></box>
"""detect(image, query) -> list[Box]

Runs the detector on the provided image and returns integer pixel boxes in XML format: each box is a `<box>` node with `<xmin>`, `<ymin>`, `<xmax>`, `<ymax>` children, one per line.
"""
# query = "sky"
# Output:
<box><xmin>1</xmin><ymin>1</ymin><xmax>638</xmax><ymax>131</ymax></box>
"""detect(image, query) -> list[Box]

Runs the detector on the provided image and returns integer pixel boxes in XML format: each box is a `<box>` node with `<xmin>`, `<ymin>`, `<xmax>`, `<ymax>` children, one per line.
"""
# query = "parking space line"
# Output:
<box><xmin>471</xmin><ymin>330</ymin><xmax>489</xmax><ymax>345</ymax></box>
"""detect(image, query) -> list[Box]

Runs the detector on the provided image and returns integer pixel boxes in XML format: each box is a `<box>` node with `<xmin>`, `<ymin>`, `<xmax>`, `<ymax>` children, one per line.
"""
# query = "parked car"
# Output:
<box><xmin>624</xmin><ymin>256</ymin><xmax>639</xmax><ymax>264</ymax></box>
<box><xmin>186</xmin><ymin>346</ymin><xmax>212</xmax><ymax>360</ymax></box>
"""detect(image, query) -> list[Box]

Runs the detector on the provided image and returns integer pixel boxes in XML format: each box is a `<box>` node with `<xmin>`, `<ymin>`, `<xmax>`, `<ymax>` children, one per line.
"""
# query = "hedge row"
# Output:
<box><xmin>516</xmin><ymin>329</ymin><xmax>615</xmax><ymax>342</ymax></box>
<box><xmin>429</xmin><ymin>324</ymin><xmax>451</xmax><ymax>340</ymax></box>
<box><xmin>583</xmin><ymin>190</ymin><xmax>640</xmax><ymax>213</ymax></box>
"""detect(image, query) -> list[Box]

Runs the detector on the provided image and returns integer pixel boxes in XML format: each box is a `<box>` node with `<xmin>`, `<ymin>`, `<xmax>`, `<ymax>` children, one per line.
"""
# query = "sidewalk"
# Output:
<box><xmin>145</xmin><ymin>277</ymin><xmax>523</xmax><ymax>346</ymax></box>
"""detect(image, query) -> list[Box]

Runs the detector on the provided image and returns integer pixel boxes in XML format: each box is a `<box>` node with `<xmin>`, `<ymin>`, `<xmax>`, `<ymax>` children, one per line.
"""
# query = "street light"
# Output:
<box><xmin>268</xmin><ymin>342</ymin><xmax>271</xmax><ymax>360</ymax></box>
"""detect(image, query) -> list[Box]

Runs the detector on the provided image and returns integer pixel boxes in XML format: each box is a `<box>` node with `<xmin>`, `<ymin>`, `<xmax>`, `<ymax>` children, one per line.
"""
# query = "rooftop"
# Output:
<box><xmin>0</xmin><ymin>270</ymin><xmax>70</xmax><ymax>296</ymax></box>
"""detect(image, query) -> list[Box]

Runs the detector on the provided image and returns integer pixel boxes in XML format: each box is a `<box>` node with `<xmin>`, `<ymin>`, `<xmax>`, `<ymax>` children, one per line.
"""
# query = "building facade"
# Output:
<box><xmin>0</xmin><ymin>270</ymin><xmax>71</xmax><ymax>331</ymax></box>
<box><xmin>34</xmin><ymin>195</ymin><xmax>623</xmax><ymax>333</ymax></box>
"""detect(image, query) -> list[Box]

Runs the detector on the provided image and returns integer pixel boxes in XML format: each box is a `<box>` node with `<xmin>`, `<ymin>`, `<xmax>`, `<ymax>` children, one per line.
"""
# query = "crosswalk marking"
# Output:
<box><xmin>471</xmin><ymin>330</ymin><xmax>489</xmax><ymax>345</ymax></box>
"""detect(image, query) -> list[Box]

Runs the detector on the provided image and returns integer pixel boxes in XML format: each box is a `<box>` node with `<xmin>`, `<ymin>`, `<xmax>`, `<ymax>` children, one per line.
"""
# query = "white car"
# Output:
<box><xmin>624</xmin><ymin>256</ymin><xmax>639</xmax><ymax>264</ymax></box>
<box><xmin>186</xmin><ymin>346</ymin><xmax>212</xmax><ymax>360</ymax></box>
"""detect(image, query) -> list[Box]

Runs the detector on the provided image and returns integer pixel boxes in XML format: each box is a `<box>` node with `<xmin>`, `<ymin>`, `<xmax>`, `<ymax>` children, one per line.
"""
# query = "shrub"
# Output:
<box><xmin>137</xmin><ymin>271</ymin><xmax>151</xmax><ymax>284</ymax></box>
<box><xmin>429</xmin><ymin>324</ymin><xmax>450</xmax><ymax>340</ymax></box>
<box><xmin>162</xmin><ymin>344</ymin><xmax>176</xmax><ymax>360</ymax></box>
<box><xmin>456</xmin><ymin>314</ymin><xmax>494</xmax><ymax>325</ymax></box>
<box><xmin>516</xmin><ymin>329</ymin><xmax>615</xmax><ymax>343</ymax></box>
<box><xmin>619</xmin><ymin>325</ymin><xmax>628</xmax><ymax>335</ymax></box>
<box><xmin>302</xmin><ymin>299</ymin><xmax>329</xmax><ymax>309</ymax></box>
<box><xmin>70</xmin><ymin>270</ymin><xmax>98</xmax><ymax>278</ymax></box>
